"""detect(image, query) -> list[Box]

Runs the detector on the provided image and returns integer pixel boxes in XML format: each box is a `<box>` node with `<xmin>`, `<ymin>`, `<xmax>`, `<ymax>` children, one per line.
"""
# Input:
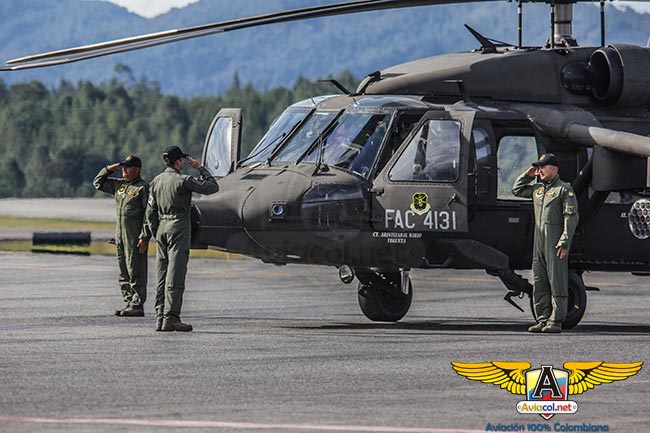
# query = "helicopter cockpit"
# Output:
<box><xmin>239</xmin><ymin>95</ymin><xmax>432</xmax><ymax>182</ymax></box>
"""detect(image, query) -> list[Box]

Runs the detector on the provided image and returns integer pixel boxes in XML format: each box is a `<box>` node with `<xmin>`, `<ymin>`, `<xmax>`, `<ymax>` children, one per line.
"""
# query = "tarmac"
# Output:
<box><xmin>1</xmin><ymin>198</ymin><xmax>649</xmax><ymax>432</ymax></box>
<box><xmin>1</xmin><ymin>251</ymin><xmax>649</xmax><ymax>433</ymax></box>
<box><xmin>0</xmin><ymin>198</ymin><xmax>115</xmax><ymax>242</ymax></box>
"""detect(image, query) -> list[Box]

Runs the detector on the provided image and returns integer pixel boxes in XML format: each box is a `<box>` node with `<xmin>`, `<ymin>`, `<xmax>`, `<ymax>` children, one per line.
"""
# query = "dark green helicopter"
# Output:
<box><xmin>6</xmin><ymin>0</ymin><xmax>650</xmax><ymax>328</ymax></box>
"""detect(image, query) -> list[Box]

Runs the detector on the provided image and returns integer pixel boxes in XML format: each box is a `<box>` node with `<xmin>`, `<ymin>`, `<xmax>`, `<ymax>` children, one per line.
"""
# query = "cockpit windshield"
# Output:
<box><xmin>302</xmin><ymin>112</ymin><xmax>391</xmax><ymax>178</ymax></box>
<box><xmin>243</xmin><ymin>109</ymin><xmax>310</xmax><ymax>165</ymax></box>
<box><xmin>273</xmin><ymin>111</ymin><xmax>339</xmax><ymax>163</ymax></box>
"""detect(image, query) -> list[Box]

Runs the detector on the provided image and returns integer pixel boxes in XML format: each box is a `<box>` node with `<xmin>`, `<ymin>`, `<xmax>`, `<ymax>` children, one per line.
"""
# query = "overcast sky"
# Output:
<box><xmin>103</xmin><ymin>0</ymin><xmax>200</xmax><ymax>18</ymax></box>
<box><xmin>103</xmin><ymin>0</ymin><xmax>650</xmax><ymax>18</ymax></box>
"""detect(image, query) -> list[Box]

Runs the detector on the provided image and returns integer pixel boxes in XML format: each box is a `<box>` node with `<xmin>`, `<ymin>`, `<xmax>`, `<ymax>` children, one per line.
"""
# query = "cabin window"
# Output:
<box><xmin>389</xmin><ymin>119</ymin><xmax>461</xmax><ymax>182</ymax></box>
<box><xmin>473</xmin><ymin>127</ymin><xmax>493</xmax><ymax>197</ymax></box>
<box><xmin>273</xmin><ymin>111</ymin><xmax>338</xmax><ymax>163</ymax></box>
<box><xmin>497</xmin><ymin>135</ymin><xmax>538</xmax><ymax>199</ymax></box>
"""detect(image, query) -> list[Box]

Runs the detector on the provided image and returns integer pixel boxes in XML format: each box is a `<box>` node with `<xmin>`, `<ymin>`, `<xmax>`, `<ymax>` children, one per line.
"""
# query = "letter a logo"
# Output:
<box><xmin>532</xmin><ymin>366</ymin><xmax>563</xmax><ymax>399</ymax></box>
<box><xmin>526</xmin><ymin>366</ymin><xmax>569</xmax><ymax>420</ymax></box>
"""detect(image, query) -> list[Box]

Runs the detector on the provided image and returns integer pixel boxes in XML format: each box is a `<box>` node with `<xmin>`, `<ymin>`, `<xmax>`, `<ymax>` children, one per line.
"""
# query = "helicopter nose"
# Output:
<box><xmin>190</xmin><ymin>186</ymin><xmax>249</xmax><ymax>252</ymax></box>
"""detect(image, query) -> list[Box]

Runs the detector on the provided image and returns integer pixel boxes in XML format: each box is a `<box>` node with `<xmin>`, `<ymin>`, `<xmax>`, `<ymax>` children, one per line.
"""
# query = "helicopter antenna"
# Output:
<box><xmin>464</xmin><ymin>25</ymin><xmax>497</xmax><ymax>53</ymax></box>
<box><xmin>600</xmin><ymin>0</ymin><xmax>606</xmax><ymax>47</ymax></box>
<box><xmin>318</xmin><ymin>79</ymin><xmax>352</xmax><ymax>95</ymax></box>
<box><xmin>550</xmin><ymin>2</ymin><xmax>555</xmax><ymax>49</ymax></box>
<box><xmin>518</xmin><ymin>0</ymin><xmax>523</xmax><ymax>49</ymax></box>
<box><xmin>464</xmin><ymin>25</ymin><xmax>514</xmax><ymax>52</ymax></box>
<box><xmin>357</xmin><ymin>71</ymin><xmax>382</xmax><ymax>95</ymax></box>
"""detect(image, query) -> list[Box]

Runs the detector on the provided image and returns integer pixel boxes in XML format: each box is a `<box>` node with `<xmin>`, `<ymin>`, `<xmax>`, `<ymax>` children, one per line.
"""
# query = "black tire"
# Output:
<box><xmin>563</xmin><ymin>271</ymin><xmax>587</xmax><ymax>329</ymax></box>
<box><xmin>529</xmin><ymin>271</ymin><xmax>587</xmax><ymax>329</ymax></box>
<box><xmin>357</xmin><ymin>279</ymin><xmax>412</xmax><ymax>322</ymax></box>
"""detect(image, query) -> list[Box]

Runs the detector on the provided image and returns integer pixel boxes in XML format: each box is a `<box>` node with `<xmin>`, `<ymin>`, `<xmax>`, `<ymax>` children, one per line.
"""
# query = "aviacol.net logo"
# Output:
<box><xmin>451</xmin><ymin>361</ymin><xmax>642</xmax><ymax>420</ymax></box>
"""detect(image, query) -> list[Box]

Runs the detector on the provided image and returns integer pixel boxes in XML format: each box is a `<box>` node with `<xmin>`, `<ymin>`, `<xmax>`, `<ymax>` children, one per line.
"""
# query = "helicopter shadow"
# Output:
<box><xmin>287</xmin><ymin>317</ymin><xmax>650</xmax><ymax>335</ymax></box>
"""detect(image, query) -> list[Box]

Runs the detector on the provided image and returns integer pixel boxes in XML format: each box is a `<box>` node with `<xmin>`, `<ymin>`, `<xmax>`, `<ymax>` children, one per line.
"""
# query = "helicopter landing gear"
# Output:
<box><xmin>529</xmin><ymin>271</ymin><xmax>587</xmax><ymax>329</ymax></box>
<box><xmin>356</xmin><ymin>268</ymin><xmax>412</xmax><ymax>322</ymax></box>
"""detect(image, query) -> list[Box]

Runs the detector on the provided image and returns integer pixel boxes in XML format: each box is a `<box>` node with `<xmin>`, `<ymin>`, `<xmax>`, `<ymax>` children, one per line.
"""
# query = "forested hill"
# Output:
<box><xmin>0</xmin><ymin>72</ymin><xmax>358</xmax><ymax>198</ymax></box>
<box><xmin>2</xmin><ymin>0</ymin><xmax>650</xmax><ymax>96</ymax></box>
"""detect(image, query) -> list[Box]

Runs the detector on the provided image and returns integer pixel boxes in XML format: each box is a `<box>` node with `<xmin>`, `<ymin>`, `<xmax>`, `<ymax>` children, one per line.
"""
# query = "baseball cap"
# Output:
<box><xmin>119</xmin><ymin>155</ymin><xmax>141</xmax><ymax>168</ymax></box>
<box><xmin>532</xmin><ymin>153</ymin><xmax>559</xmax><ymax>167</ymax></box>
<box><xmin>163</xmin><ymin>145</ymin><xmax>188</xmax><ymax>164</ymax></box>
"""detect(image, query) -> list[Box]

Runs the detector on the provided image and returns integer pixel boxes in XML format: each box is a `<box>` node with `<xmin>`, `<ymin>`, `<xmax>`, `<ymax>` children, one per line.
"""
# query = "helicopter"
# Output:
<box><xmin>5</xmin><ymin>0</ymin><xmax>650</xmax><ymax>329</ymax></box>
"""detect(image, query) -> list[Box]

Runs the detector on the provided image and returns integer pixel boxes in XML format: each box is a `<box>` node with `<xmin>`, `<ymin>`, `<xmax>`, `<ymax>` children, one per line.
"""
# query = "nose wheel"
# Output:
<box><xmin>356</xmin><ymin>269</ymin><xmax>412</xmax><ymax>322</ymax></box>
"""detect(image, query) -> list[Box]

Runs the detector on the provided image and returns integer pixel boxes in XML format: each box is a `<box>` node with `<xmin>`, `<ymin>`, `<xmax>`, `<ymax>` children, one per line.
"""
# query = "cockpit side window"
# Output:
<box><xmin>272</xmin><ymin>111</ymin><xmax>339</xmax><ymax>163</ymax></box>
<box><xmin>302</xmin><ymin>112</ymin><xmax>391</xmax><ymax>178</ymax></box>
<box><xmin>204</xmin><ymin>117</ymin><xmax>233</xmax><ymax>177</ymax></box>
<box><xmin>389</xmin><ymin>119</ymin><xmax>461</xmax><ymax>182</ymax></box>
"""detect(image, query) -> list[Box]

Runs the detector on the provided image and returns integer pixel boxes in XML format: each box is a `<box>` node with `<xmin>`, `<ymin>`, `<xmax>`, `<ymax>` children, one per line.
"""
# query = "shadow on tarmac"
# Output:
<box><xmin>286</xmin><ymin>320</ymin><xmax>650</xmax><ymax>334</ymax></box>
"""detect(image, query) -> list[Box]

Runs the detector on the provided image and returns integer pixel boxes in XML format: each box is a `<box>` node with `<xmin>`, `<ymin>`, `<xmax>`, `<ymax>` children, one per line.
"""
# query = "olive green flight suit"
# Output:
<box><xmin>93</xmin><ymin>167</ymin><xmax>150</xmax><ymax>307</ymax></box>
<box><xmin>512</xmin><ymin>172</ymin><xmax>579</xmax><ymax>326</ymax></box>
<box><xmin>146</xmin><ymin>166</ymin><xmax>218</xmax><ymax>323</ymax></box>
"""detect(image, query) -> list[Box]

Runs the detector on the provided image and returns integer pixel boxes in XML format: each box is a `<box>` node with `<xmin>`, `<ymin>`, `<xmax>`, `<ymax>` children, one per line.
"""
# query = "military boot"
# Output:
<box><xmin>160</xmin><ymin>321</ymin><xmax>193</xmax><ymax>332</ymax></box>
<box><xmin>114</xmin><ymin>307</ymin><xmax>128</xmax><ymax>316</ymax></box>
<box><xmin>527</xmin><ymin>322</ymin><xmax>546</xmax><ymax>333</ymax></box>
<box><xmin>541</xmin><ymin>323</ymin><xmax>562</xmax><ymax>333</ymax></box>
<box><xmin>155</xmin><ymin>318</ymin><xmax>163</xmax><ymax>331</ymax></box>
<box><xmin>120</xmin><ymin>305</ymin><xmax>145</xmax><ymax>317</ymax></box>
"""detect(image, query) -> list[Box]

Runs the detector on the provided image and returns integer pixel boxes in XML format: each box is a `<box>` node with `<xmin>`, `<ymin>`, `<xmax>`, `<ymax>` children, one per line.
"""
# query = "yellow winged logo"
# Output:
<box><xmin>564</xmin><ymin>361</ymin><xmax>643</xmax><ymax>395</ymax></box>
<box><xmin>451</xmin><ymin>361</ymin><xmax>643</xmax><ymax>396</ymax></box>
<box><xmin>451</xmin><ymin>362</ymin><xmax>530</xmax><ymax>395</ymax></box>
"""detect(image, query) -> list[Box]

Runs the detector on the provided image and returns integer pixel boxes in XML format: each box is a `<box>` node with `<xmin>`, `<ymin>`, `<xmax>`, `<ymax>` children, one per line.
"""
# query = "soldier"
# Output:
<box><xmin>93</xmin><ymin>155</ymin><xmax>150</xmax><ymax>317</ymax></box>
<box><xmin>146</xmin><ymin>146</ymin><xmax>219</xmax><ymax>332</ymax></box>
<box><xmin>512</xmin><ymin>153</ymin><xmax>579</xmax><ymax>334</ymax></box>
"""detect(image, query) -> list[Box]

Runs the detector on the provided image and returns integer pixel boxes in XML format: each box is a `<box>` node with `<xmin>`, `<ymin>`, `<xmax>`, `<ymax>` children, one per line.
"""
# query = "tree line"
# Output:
<box><xmin>0</xmin><ymin>68</ymin><xmax>358</xmax><ymax>197</ymax></box>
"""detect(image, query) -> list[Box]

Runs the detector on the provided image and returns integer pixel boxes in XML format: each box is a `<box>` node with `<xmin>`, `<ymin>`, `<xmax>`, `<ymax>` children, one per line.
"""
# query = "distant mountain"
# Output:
<box><xmin>2</xmin><ymin>0</ymin><xmax>650</xmax><ymax>96</ymax></box>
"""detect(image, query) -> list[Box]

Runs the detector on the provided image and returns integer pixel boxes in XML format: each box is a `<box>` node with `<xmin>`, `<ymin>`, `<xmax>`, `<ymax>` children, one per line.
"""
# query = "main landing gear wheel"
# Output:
<box><xmin>530</xmin><ymin>271</ymin><xmax>587</xmax><ymax>329</ymax></box>
<box><xmin>356</xmin><ymin>270</ymin><xmax>412</xmax><ymax>322</ymax></box>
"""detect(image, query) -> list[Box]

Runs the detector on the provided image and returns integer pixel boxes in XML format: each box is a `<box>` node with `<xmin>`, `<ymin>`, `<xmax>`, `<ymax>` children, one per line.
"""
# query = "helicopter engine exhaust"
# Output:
<box><xmin>589</xmin><ymin>44</ymin><xmax>650</xmax><ymax>106</ymax></box>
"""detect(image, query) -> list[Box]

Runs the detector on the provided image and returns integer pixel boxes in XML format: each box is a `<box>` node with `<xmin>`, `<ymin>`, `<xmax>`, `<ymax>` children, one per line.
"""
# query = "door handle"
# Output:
<box><xmin>371</xmin><ymin>186</ymin><xmax>385</xmax><ymax>196</ymax></box>
<box><xmin>447</xmin><ymin>192</ymin><xmax>458</xmax><ymax>207</ymax></box>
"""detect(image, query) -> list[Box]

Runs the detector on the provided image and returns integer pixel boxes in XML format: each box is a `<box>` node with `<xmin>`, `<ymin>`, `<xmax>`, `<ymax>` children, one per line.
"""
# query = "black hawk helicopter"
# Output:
<box><xmin>5</xmin><ymin>0</ymin><xmax>650</xmax><ymax>328</ymax></box>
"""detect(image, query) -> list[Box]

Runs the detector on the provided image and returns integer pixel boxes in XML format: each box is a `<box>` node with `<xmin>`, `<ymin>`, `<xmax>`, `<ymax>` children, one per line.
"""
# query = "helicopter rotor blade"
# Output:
<box><xmin>1</xmin><ymin>0</ymin><xmax>494</xmax><ymax>71</ymax></box>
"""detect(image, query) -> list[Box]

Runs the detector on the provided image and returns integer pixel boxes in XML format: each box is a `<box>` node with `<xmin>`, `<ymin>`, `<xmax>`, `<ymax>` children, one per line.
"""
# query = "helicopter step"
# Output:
<box><xmin>494</xmin><ymin>269</ymin><xmax>587</xmax><ymax>329</ymax></box>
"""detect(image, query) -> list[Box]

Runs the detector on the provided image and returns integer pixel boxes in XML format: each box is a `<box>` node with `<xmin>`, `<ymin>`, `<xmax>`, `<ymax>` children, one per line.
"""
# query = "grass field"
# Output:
<box><xmin>0</xmin><ymin>216</ymin><xmax>235</xmax><ymax>259</ymax></box>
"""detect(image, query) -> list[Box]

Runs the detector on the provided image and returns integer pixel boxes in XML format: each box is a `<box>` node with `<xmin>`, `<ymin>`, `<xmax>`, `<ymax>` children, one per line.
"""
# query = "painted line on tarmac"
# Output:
<box><xmin>0</xmin><ymin>416</ymin><xmax>483</xmax><ymax>433</ymax></box>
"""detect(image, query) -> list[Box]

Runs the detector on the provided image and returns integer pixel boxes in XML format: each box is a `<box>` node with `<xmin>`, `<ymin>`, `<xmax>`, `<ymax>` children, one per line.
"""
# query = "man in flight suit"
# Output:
<box><xmin>93</xmin><ymin>155</ymin><xmax>150</xmax><ymax>317</ymax></box>
<box><xmin>146</xmin><ymin>146</ymin><xmax>219</xmax><ymax>332</ymax></box>
<box><xmin>512</xmin><ymin>153</ymin><xmax>579</xmax><ymax>333</ymax></box>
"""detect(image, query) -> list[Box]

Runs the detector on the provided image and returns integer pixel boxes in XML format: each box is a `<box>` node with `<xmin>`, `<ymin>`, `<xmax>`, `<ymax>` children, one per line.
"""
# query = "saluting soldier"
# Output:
<box><xmin>512</xmin><ymin>153</ymin><xmax>579</xmax><ymax>333</ymax></box>
<box><xmin>146</xmin><ymin>146</ymin><xmax>219</xmax><ymax>332</ymax></box>
<box><xmin>93</xmin><ymin>155</ymin><xmax>150</xmax><ymax>317</ymax></box>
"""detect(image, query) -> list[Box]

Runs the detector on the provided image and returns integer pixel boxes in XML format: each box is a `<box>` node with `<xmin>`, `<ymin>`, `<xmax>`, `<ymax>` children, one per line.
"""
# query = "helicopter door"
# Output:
<box><xmin>371</xmin><ymin>110</ymin><xmax>474</xmax><ymax>233</ymax></box>
<box><xmin>202</xmin><ymin>108</ymin><xmax>242</xmax><ymax>177</ymax></box>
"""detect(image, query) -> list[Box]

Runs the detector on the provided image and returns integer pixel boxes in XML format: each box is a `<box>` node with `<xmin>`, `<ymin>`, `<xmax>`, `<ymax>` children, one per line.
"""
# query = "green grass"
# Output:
<box><xmin>0</xmin><ymin>216</ymin><xmax>239</xmax><ymax>259</ymax></box>
<box><xmin>0</xmin><ymin>216</ymin><xmax>114</xmax><ymax>230</ymax></box>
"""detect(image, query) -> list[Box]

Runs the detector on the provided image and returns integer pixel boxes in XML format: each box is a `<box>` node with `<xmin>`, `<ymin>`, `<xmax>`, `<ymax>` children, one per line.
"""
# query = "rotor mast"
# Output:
<box><xmin>552</xmin><ymin>2</ymin><xmax>577</xmax><ymax>47</ymax></box>
<box><xmin>545</xmin><ymin>1</ymin><xmax>577</xmax><ymax>48</ymax></box>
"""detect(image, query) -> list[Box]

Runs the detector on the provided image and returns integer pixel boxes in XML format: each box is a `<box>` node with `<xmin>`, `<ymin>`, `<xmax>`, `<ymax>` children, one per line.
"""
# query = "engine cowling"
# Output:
<box><xmin>589</xmin><ymin>44</ymin><xmax>650</xmax><ymax>106</ymax></box>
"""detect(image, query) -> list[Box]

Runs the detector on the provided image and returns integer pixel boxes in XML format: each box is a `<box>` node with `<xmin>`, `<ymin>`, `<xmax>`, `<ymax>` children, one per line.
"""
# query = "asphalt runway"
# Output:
<box><xmin>1</xmin><ymin>251</ymin><xmax>649</xmax><ymax>433</ymax></box>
